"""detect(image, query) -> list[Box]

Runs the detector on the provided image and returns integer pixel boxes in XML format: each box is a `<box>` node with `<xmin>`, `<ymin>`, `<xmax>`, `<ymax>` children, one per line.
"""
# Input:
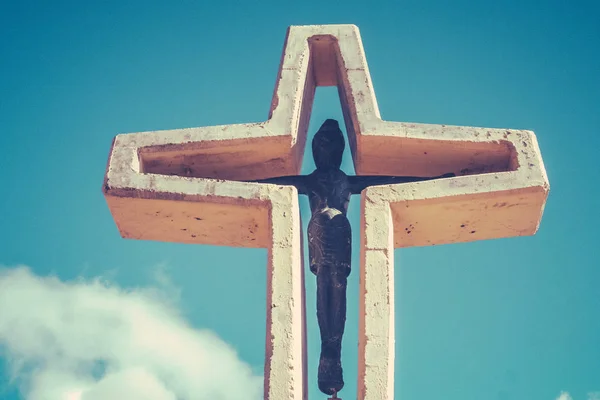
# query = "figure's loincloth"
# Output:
<box><xmin>307</xmin><ymin>208</ymin><xmax>352</xmax><ymax>276</ymax></box>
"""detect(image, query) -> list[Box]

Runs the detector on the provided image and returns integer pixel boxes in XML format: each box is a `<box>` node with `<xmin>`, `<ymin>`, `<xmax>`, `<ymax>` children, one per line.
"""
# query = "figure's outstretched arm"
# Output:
<box><xmin>348</xmin><ymin>173</ymin><xmax>455</xmax><ymax>194</ymax></box>
<box><xmin>246</xmin><ymin>175</ymin><xmax>309</xmax><ymax>195</ymax></box>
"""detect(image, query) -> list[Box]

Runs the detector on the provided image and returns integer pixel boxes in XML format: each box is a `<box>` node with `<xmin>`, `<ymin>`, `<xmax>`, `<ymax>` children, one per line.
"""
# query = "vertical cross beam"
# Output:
<box><xmin>103</xmin><ymin>24</ymin><xmax>549</xmax><ymax>399</ymax></box>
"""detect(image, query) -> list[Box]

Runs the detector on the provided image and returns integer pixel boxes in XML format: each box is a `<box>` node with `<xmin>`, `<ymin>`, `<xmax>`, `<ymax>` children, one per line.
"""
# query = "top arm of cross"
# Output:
<box><xmin>347</xmin><ymin>173</ymin><xmax>456</xmax><ymax>194</ymax></box>
<box><xmin>248</xmin><ymin>176</ymin><xmax>310</xmax><ymax>195</ymax></box>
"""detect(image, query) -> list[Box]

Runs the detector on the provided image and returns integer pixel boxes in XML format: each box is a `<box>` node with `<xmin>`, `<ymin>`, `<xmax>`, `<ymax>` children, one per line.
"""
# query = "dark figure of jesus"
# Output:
<box><xmin>252</xmin><ymin>119</ymin><xmax>454</xmax><ymax>396</ymax></box>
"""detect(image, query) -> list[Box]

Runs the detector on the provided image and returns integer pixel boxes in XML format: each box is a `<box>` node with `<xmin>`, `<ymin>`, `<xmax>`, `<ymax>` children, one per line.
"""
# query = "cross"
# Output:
<box><xmin>103</xmin><ymin>24</ymin><xmax>549</xmax><ymax>400</ymax></box>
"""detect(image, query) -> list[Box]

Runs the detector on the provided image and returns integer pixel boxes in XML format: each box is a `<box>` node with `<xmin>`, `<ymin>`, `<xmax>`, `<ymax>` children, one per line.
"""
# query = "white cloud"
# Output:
<box><xmin>588</xmin><ymin>392</ymin><xmax>600</xmax><ymax>400</ymax></box>
<box><xmin>0</xmin><ymin>266</ymin><xmax>262</xmax><ymax>400</ymax></box>
<box><xmin>557</xmin><ymin>392</ymin><xmax>573</xmax><ymax>400</ymax></box>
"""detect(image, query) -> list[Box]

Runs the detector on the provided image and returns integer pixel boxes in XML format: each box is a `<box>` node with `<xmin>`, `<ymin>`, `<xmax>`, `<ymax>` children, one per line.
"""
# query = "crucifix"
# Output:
<box><xmin>249</xmin><ymin>118</ymin><xmax>454</xmax><ymax>396</ymax></box>
<box><xmin>103</xmin><ymin>24</ymin><xmax>549</xmax><ymax>400</ymax></box>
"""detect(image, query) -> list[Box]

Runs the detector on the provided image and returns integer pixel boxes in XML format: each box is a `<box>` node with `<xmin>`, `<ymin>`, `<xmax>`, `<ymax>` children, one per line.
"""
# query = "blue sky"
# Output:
<box><xmin>0</xmin><ymin>1</ymin><xmax>598</xmax><ymax>399</ymax></box>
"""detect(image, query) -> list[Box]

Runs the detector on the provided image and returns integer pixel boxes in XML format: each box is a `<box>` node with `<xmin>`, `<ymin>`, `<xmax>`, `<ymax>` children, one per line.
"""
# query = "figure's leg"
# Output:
<box><xmin>316</xmin><ymin>267</ymin><xmax>331</xmax><ymax>343</ymax></box>
<box><xmin>319</xmin><ymin>267</ymin><xmax>347</xmax><ymax>358</ymax></box>
<box><xmin>316</xmin><ymin>265</ymin><xmax>348</xmax><ymax>395</ymax></box>
<box><xmin>308</xmin><ymin>212</ymin><xmax>352</xmax><ymax>395</ymax></box>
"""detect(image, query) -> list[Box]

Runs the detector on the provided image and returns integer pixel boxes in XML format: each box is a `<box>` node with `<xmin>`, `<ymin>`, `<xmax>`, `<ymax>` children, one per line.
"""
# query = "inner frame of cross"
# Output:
<box><xmin>249</xmin><ymin>118</ymin><xmax>455</xmax><ymax>395</ymax></box>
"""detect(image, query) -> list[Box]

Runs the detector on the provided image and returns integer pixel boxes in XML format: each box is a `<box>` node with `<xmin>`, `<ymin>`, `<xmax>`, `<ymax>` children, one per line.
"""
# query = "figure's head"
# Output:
<box><xmin>312</xmin><ymin>119</ymin><xmax>345</xmax><ymax>170</ymax></box>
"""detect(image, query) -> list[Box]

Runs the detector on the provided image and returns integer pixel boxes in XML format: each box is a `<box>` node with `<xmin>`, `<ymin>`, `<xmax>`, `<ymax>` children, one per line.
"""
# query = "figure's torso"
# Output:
<box><xmin>307</xmin><ymin>168</ymin><xmax>351</xmax><ymax>216</ymax></box>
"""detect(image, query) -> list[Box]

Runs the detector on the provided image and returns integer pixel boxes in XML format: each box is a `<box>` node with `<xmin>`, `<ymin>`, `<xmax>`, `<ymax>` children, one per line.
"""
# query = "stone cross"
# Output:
<box><xmin>103</xmin><ymin>24</ymin><xmax>549</xmax><ymax>400</ymax></box>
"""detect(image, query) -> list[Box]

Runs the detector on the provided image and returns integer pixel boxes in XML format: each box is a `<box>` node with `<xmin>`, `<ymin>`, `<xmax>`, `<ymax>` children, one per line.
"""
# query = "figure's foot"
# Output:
<box><xmin>318</xmin><ymin>354</ymin><xmax>344</xmax><ymax>395</ymax></box>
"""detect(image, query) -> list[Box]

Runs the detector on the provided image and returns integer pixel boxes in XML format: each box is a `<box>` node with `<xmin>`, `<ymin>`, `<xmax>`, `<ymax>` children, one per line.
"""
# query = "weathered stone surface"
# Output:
<box><xmin>103</xmin><ymin>24</ymin><xmax>549</xmax><ymax>400</ymax></box>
